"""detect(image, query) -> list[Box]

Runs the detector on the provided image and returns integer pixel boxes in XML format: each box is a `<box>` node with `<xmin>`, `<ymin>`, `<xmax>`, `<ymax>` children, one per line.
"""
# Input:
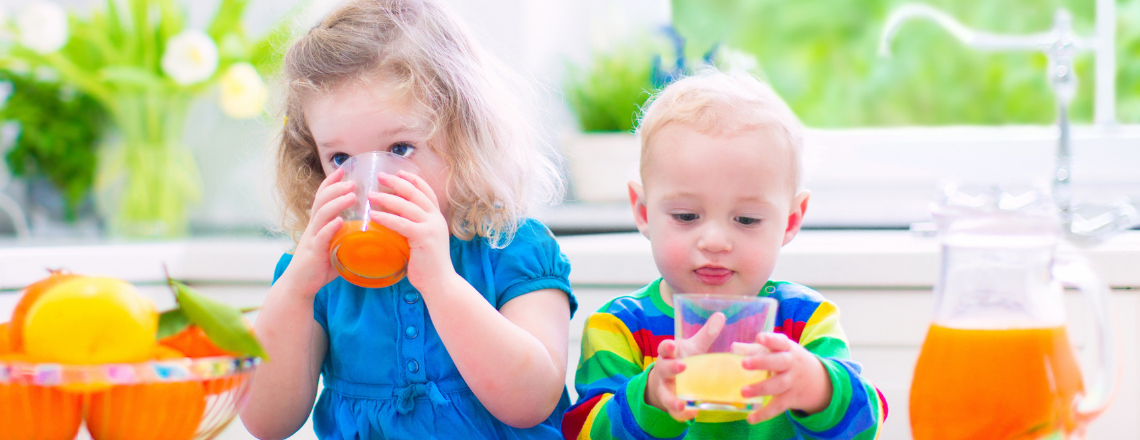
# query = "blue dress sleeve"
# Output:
<box><xmin>271</xmin><ymin>252</ymin><xmax>329</xmax><ymax>332</ymax></box>
<box><xmin>491</xmin><ymin>219</ymin><xmax>577</xmax><ymax>317</ymax></box>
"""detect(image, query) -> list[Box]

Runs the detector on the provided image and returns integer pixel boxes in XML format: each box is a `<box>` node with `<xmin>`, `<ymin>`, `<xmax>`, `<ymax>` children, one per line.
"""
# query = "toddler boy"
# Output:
<box><xmin>562</xmin><ymin>70</ymin><xmax>887</xmax><ymax>439</ymax></box>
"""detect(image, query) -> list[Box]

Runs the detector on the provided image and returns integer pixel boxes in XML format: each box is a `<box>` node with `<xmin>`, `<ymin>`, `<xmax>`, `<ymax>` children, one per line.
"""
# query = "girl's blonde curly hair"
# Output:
<box><xmin>275</xmin><ymin>0</ymin><xmax>562</xmax><ymax>246</ymax></box>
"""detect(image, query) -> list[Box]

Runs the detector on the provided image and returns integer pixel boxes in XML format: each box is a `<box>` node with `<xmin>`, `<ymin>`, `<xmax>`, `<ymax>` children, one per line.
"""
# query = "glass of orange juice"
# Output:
<box><xmin>328</xmin><ymin>151</ymin><xmax>421</xmax><ymax>288</ymax></box>
<box><xmin>674</xmin><ymin>294</ymin><xmax>778</xmax><ymax>412</ymax></box>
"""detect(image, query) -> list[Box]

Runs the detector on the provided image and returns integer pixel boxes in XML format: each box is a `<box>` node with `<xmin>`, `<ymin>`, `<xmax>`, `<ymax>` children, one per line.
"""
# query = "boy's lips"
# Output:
<box><xmin>694</xmin><ymin>266</ymin><xmax>733</xmax><ymax>285</ymax></box>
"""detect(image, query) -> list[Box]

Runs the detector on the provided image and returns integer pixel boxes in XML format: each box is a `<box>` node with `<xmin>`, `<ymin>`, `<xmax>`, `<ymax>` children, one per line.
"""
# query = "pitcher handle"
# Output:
<box><xmin>1053</xmin><ymin>255</ymin><xmax>1119</xmax><ymax>419</ymax></box>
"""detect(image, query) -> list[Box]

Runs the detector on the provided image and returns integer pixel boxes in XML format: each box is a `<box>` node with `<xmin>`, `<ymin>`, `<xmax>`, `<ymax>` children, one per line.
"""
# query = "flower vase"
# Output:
<box><xmin>96</xmin><ymin>93</ymin><xmax>202</xmax><ymax>238</ymax></box>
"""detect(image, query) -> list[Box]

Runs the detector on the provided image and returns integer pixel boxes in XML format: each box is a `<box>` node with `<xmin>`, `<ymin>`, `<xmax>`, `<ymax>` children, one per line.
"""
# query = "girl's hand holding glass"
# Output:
<box><xmin>740</xmin><ymin>332</ymin><xmax>834</xmax><ymax>424</ymax></box>
<box><xmin>367</xmin><ymin>169</ymin><xmax>456</xmax><ymax>292</ymax></box>
<box><xmin>284</xmin><ymin>167</ymin><xmax>357</xmax><ymax>297</ymax></box>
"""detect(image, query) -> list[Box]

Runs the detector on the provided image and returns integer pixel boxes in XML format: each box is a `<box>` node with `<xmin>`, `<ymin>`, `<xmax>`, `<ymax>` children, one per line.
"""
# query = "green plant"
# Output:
<box><xmin>1</xmin><ymin>71</ymin><xmax>107</xmax><ymax>220</ymax></box>
<box><xmin>671</xmin><ymin>0</ymin><xmax>1140</xmax><ymax>126</ymax></box>
<box><xmin>0</xmin><ymin>0</ymin><xmax>296</xmax><ymax>237</ymax></box>
<box><xmin>564</xmin><ymin>45</ymin><xmax>658</xmax><ymax>133</ymax></box>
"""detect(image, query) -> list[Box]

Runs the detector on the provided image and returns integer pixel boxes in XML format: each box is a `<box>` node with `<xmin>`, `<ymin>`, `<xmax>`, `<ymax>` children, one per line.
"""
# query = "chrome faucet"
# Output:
<box><xmin>879</xmin><ymin>2</ymin><xmax>1138</xmax><ymax>243</ymax></box>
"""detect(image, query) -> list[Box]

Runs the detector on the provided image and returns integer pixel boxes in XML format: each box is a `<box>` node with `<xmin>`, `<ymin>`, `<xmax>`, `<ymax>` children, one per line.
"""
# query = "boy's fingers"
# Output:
<box><xmin>742</xmin><ymin>351</ymin><xmax>793</xmax><ymax>372</ymax></box>
<box><xmin>741</xmin><ymin>373</ymin><xmax>793</xmax><ymax>399</ymax></box>
<box><xmin>747</xmin><ymin>397</ymin><xmax>788</xmax><ymax>424</ymax></box>
<box><xmin>682</xmin><ymin>312</ymin><xmax>727</xmax><ymax>354</ymax></box>
<box><xmin>654</xmin><ymin>358</ymin><xmax>686</xmax><ymax>379</ymax></box>
<box><xmin>657</xmin><ymin>339</ymin><xmax>678</xmax><ymax>359</ymax></box>
<box><xmin>756</xmin><ymin>332</ymin><xmax>794</xmax><ymax>352</ymax></box>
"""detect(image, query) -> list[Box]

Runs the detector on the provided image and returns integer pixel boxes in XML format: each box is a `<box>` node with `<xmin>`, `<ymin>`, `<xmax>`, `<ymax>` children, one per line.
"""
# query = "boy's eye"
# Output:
<box><xmin>390</xmin><ymin>142</ymin><xmax>415</xmax><ymax>157</ymax></box>
<box><xmin>672</xmin><ymin>213</ymin><xmax>698</xmax><ymax>223</ymax></box>
<box><xmin>735</xmin><ymin>216</ymin><xmax>760</xmax><ymax>226</ymax></box>
<box><xmin>331</xmin><ymin>153</ymin><xmax>350</xmax><ymax>167</ymax></box>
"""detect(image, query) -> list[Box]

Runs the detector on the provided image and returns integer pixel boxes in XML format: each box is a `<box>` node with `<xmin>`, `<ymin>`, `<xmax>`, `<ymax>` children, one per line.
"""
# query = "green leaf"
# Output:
<box><xmin>169</xmin><ymin>279</ymin><xmax>268</xmax><ymax>360</ymax></box>
<box><xmin>157</xmin><ymin>308</ymin><xmax>191</xmax><ymax>339</ymax></box>
<box><xmin>99</xmin><ymin>65</ymin><xmax>166</xmax><ymax>89</ymax></box>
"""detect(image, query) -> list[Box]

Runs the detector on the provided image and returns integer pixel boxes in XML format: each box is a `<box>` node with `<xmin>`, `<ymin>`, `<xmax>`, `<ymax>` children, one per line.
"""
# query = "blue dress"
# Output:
<box><xmin>272</xmin><ymin>219</ymin><xmax>578</xmax><ymax>440</ymax></box>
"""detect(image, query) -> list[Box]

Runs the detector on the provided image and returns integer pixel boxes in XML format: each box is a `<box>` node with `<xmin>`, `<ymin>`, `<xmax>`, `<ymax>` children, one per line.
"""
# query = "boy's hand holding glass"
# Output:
<box><xmin>646</xmin><ymin>312</ymin><xmax>727</xmax><ymax>421</ymax></box>
<box><xmin>739</xmin><ymin>332</ymin><xmax>834</xmax><ymax>424</ymax></box>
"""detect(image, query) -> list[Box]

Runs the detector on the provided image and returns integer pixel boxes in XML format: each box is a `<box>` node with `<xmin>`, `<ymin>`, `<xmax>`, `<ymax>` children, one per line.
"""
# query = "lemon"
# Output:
<box><xmin>23</xmin><ymin>277</ymin><xmax>158</xmax><ymax>364</ymax></box>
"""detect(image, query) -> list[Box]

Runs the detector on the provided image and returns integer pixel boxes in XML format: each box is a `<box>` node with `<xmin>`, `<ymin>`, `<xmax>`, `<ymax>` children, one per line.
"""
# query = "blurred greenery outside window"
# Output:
<box><xmin>571</xmin><ymin>0</ymin><xmax>1140</xmax><ymax>131</ymax></box>
<box><xmin>671</xmin><ymin>0</ymin><xmax>1140</xmax><ymax>127</ymax></box>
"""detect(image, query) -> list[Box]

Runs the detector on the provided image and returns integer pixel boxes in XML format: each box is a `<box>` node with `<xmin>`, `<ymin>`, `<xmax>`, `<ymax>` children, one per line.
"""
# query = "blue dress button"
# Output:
<box><xmin>407</xmin><ymin>359</ymin><xmax>419</xmax><ymax>373</ymax></box>
<box><xmin>404</xmin><ymin>292</ymin><xmax>419</xmax><ymax>304</ymax></box>
<box><xmin>405</xmin><ymin>326</ymin><xmax>418</xmax><ymax>339</ymax></box>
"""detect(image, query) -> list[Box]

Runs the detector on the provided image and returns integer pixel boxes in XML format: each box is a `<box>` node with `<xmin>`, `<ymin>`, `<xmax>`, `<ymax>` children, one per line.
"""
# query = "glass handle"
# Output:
<box><xmin>1053</xmin><ymin>255</ymin><xmax>1119</xmax><ymax>420</ymax></box>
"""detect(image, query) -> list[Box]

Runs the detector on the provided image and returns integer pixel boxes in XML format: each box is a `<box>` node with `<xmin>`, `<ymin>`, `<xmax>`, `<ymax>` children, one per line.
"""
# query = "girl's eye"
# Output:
<box><xmin>390</xmin><ymin>142</ymin><xmax>416</xmax><ymax>157</ymax></box>
<box><xmin>735</xmin><ymin>216</ymin><xmax>760</xmax><ymax>226</ymax></box>
<box><xmin>672</xmin><ymin>213</ymin><xmax>698</xmax><ymax>223</ymax></box>
<box><xmin>331</xmin><ymin>153</ymin><xmax>350</xmax><ymax>167</ymax></box>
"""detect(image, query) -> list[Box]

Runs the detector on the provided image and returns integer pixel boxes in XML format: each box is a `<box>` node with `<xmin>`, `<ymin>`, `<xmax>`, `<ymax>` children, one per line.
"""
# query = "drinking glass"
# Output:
<box><xmin>674</xmin><ymin>294</ymin><xmax>778</xmax><ymax>412</ymax></box>
<box><xmin>328</xmin><ymin>152</ymin><xmax>420</xmax><ymax>288</ymax></box>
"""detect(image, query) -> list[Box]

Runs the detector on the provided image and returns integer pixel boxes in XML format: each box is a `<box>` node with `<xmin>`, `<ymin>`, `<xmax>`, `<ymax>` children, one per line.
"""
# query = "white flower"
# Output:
<box><xmin>161</xmin><ymin>30</ymin><xmax>218</xmax><ymax>86</ymax></box>
<box><xmin>17</xmin><ymin>2</ymin><xmax>69</xmax><ymax>54</ymax></box>
<box><xmin>218</xmin><ymin>63</ymin><xmax>267</xmax><ymax>119</ymax></box>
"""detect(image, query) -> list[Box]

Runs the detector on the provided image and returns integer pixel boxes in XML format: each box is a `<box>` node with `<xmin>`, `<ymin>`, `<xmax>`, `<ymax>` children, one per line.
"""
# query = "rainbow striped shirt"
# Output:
<box><xmin>563</xmin><ymin>279</ymin><xmax>887</xmax><ymax>440</ymax></box>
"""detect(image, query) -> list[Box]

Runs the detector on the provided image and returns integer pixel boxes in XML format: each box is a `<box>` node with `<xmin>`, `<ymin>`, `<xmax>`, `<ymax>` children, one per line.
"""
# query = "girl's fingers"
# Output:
<box><xmin>746</xmin><ymin>396</ymin><xmax>789</xmax><ymax>424</ymax></box>
<box><xmin>368</xmin><ymin>192</ymin><xmax>427</xmax><ymax>223</ymax></box>
<box><xmin>316</xmin><ymin>167</ymin><xmax>345</xmax><ymax>194</ymax></box>
<box><xmin>370</xmin><ymin>210</ymin><xmax>416</xmax><ymax>238</ymax></box>
<box><xmin>309</xmin><ymin>193</ymin><xmax>355</xmax><ymax>236</ymax></box>
<box><xmin>378</xmin><ymin>172</ymin><xmax>435</xmax><ymax>212</ymax></box>
<box><xmin>741</xmin><ymin>372</ymin><xmax>793</xmax><ymax>399</ymax></box>
<box><xmin>312</xmin><ymin>215</ymin><xmax>345</xmax><ymax>251</ymax></box>
<box><xmin>756</xmin><ymin>332</ymin><xmax>794</xmax><ymax>353</ymax></box>
<box><xmin>742</xmin><ymin>351</ymin><xmax>794</xmax><ymax>373</ymax></box>
<box><xmin>312</xmin><ymin>181</ymin><xmax>355</xmax><ymax>215</ymax></box>
<box><xmin>398</xmin><ymin>170</ymin><xmax>439</xmax><ymax>207</ymax></box>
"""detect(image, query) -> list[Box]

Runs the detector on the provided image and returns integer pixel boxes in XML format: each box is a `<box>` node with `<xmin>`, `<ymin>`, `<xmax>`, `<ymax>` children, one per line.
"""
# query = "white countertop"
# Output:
<box><xmin>2</xmin><ymin>230</ymin><xmax>1139</xmax><ymax>290</ymax></box>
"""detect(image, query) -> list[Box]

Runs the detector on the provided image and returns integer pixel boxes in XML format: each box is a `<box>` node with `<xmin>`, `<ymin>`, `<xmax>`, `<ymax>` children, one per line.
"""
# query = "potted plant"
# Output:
<box><xmin>0</xmin><ymin>0</ymin><xmax>291</xmax><ymax>238</ymax></box>
<box><xmin>0</xmin><ymin>69</ymin><xmax>107</xmax><ymax>235</ymax></box>
<box><xmin>562</xmin><ymin>43</ymin><xmax>656</xmax><ymax>203</ymax></box>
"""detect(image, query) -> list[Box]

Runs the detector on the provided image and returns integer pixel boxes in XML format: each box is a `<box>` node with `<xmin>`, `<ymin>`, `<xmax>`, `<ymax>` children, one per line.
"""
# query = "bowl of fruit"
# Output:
<box><xmin>0</xmin><ymin>270</ymin><xmax>265</xmax><ymax>440</ymax></box>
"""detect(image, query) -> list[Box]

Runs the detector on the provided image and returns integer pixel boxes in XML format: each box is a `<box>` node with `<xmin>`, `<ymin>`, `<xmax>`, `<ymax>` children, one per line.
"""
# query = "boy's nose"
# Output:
<box><xmin>697</xmin><ymin>223</ymin><xmax>732</xmax><ymax>253</ymax></box>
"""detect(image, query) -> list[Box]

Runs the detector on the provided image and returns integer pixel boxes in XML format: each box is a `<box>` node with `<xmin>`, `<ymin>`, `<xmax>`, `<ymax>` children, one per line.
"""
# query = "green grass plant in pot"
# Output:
<box><xmin>0</xmin><ymin>70</ymin><xmax>107</xmax><ymax>230</ymax></box>
<box><xmin>562</xmin><ymin>44</ymin><xmax>656</xmax><ymax>203</ymax></box>
<box><xmin>0</xmin><ymin>0</ymin><xmax>292</xmax><ymax>237</ymax></box>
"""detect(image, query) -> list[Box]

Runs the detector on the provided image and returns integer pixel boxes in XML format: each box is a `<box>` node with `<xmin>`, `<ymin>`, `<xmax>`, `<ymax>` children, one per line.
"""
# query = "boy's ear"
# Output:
<box><xmin>628</xmin><ymin>181</ymin><xmax>650</xmax><ymax>238</ymax></box>
<box><xmin>782</xmin><ymin>190</ymin><xmax>811</xmax><ymax>246</ymax></box>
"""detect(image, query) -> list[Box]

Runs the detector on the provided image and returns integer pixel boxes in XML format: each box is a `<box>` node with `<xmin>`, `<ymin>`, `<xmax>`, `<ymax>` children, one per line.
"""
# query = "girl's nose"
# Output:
<box><xmin>697</xmin><ymin>223</ymin><xmax>732</xmax><ymax>253</ymax></box>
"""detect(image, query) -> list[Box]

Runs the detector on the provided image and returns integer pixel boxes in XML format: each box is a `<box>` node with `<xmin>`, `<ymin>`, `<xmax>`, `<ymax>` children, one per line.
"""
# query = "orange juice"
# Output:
<box><xmin>676</xmin><ymin>353</ymin><xmax>769</xmax><ymax>411</ymax></box>
<box><xmin>329</xmin><ymin>220</ymin><xmax>410</xmax><ymax>288</ymax></box>
<box><xmin>910</xmin><ymin>324</ymin><xmax>1084</xmax><ymax>440</ymax></box>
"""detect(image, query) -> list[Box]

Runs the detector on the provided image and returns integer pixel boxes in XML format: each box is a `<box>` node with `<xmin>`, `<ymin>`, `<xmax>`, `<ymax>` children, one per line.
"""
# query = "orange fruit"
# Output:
<box><xmin>10</xmin><ymin>270</ymin><xmax>81</xmax><ymax>352</ymax></box>
<box><xmin>23</xmin><ymin>277</ymin><xmax>158</xmax><ymax>364</ymax></box>
<box><xmin>0</xmin><ymin>322</ymin><xmax>11</xmax><ymax>355</ymax></box>
<box><xmin>150</xmin><ymin>344</ymin><xmax>187</xmax><ymax>360</ymax></box>
<box><xmin>0</xmin><ymin>380</ymin><xmax>84</xmax><ymax>440</ymax></box>
<box><xmin>329</xmin><ymin>219</ymin><xmax>409</xmax><ymax>288</ymax></box>
<box><xmin>87</xmin><ymin>380</ymin><xmax>206</xmax><ymax>440</ymax></box>
<box><xmin>159</xmin><ymin>325</ymin><xmax>233</xmax><ymax>358</ymax></box>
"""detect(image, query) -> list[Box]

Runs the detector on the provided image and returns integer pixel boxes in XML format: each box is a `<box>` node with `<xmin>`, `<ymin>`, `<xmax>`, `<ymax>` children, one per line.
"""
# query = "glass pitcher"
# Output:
<box><xmin>909</xmin><ymin>186</ymin><xmax>1118</xmax><ymax>440</ymax></box>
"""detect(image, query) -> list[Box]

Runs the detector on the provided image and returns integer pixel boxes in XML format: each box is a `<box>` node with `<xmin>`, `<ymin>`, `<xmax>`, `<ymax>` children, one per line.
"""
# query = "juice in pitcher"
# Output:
<box><xmin>329</xmin><ymin>220</ymin><xmax>411</xmax><ymax>288</ymax></box>
<box><xmin>909</xmin><ymin>324</ymin><xmax>1084</xmax><ymax>440</ymax></box>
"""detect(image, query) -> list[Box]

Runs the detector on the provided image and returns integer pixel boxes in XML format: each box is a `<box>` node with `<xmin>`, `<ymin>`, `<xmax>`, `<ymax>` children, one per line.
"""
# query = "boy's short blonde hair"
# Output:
<box><xmin>275</xmin><ymin>0</ymin><xmax>562</xmax><ymax>246</ymax></box>
<box><xmin>636</xmin><ymin>69</ymin><xmax>805</xmax><ymax>192</ymax></box>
